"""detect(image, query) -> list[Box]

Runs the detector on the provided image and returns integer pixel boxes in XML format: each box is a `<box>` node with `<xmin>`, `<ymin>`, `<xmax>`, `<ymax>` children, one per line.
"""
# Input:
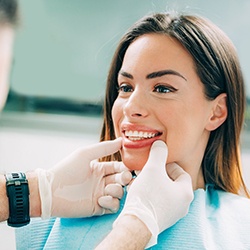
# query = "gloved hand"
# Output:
<box><xmin>36</xmin><ymin>138</ymin><xmax>132</xmax><ymax>219</ymax></box>
<box><xmin>113</xmin><ymin>140</ymin><xmax>194</xmax><ymax>248</ymax></box>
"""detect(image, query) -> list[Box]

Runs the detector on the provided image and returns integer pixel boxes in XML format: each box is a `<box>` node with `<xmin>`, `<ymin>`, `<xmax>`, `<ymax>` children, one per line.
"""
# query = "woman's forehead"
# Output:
<box><xmin>121</xmin><ymin>34</ymin><xmax>196</xmax><ymax>80</ymax></box>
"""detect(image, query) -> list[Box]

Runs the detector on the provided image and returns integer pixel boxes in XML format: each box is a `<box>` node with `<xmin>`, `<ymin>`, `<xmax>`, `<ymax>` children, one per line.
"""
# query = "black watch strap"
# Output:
<box><xmin>5</xmin><ymin>172</ymin><xmax>30</xmax><ymax>227</ymax></box>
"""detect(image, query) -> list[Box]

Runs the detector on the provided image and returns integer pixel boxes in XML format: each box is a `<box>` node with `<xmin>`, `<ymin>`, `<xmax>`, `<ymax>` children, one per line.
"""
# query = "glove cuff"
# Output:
<box><xmin>35</xmin><ymin>168</ymin><xmax>52</xmax><ymax>219</ymax></box>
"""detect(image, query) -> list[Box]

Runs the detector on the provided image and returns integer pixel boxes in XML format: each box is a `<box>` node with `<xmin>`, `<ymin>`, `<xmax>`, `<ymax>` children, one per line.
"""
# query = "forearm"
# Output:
<box><xmin>95</xmin><ymin>215</ymin><xmax>152</xmax><ymax>250</ymax></box>
<box><xmin>0</xmin><ymin>174</ymin><xmax>8</xmax><ymax>221</ymax></box>
<box><xmin>0</xmin><ymin>171</ymin><xmax>41</xmax><ymax>222</ymax></box>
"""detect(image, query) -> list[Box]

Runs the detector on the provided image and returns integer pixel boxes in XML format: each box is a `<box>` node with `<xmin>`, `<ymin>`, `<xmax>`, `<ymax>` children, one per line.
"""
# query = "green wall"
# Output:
<box><xmin>11</xmin><ymin>0</ymin><xmax>250</xmax><ymax>103</ymax></box>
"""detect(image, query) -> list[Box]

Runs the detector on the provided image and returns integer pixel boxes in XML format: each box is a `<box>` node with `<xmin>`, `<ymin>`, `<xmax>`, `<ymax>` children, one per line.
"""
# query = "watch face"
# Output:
<box><xmin>5</xmin><ymin>172</ymin><xmax>30</xmax><ymax>227</ymax></box>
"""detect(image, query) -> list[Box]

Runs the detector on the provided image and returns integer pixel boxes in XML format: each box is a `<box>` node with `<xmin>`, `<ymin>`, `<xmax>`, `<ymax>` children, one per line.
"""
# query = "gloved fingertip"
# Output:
<box><xmin>87</xmin><ymin>138</ymin><xmax>123</xmax><ymax>160</ymax></box>
<box><xmin>166</xmin><ymin>163</ymin><xmax>191</xmax><ymax>183</ymax></box>
<box><xmin>105</xmin><ymin>183</ymin><xmax>124</xmax><ymax>199</ymax></box>
<box><xmin>166</xmin><ymin>163</ymin><xmax>180</xmax><ymax>179</ymax></box>
<box><xmin>110</xmin><ymin>137</ymin><xmax>122</xmax><ymax>148</ymax></box>
<box><xmin>151</xmin><ymin>140</ymin><xmax>167</xmax><ymax>149</ymax></box>
<box><xmin>98</xmin><ymin>195</ymin><xmax>112</xmax><ymax>206</ymax></box>
<box><xmin>115</xmin><ymin>171</ymin><xmax>132</xmax><ymax>186</ymax></box>
<box><xmin>120</xmin><ymin>171</ymin><xmax>133</xmax><ymax>186</ymax></box>
<box><xmin>107</xmin><ymin>137</ymin><xmax>123</xmax><ymax>150</ymax></box>
<box><xmin>98</xmin><ymin>196</ymin><xmax>119</xmax><ymax>213</ymax></box>
<box><xmin>114</xmin><ymin>137</ymin><xmax>123</xmax><ymax>143</ymax></box>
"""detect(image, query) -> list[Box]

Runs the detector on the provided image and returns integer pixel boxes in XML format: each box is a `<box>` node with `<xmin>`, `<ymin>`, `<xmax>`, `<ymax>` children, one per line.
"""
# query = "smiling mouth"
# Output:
<box><xmin>124</xmin><ymin>130</ymin><xmax>162</xmax><ymax>141</ymax></box>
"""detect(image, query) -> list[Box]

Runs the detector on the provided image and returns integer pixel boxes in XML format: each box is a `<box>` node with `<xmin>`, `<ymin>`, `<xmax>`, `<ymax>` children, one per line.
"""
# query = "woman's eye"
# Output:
<box><xmin>117</xmin><ymin>84</ymin><xmax>133</xmax><ymax>93</ymax></box>
<box><xmin>153</xmin><ymin>85</ymin><xmax>176</xmax><ymax>93</ymax></box>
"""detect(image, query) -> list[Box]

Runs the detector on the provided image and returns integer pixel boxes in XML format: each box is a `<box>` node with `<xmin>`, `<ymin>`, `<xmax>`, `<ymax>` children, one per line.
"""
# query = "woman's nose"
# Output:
<box><xmin>123</xmin><ymin>90</ymin><xmax>149</xmax><ymax>118</ymax></box>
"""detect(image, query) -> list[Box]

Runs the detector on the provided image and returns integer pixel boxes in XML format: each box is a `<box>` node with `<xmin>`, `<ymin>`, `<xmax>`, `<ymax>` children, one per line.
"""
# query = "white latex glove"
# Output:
<box><xmin>36</xmin><ymin>138</ymin><xmax>132</xmax><ymax>219</ymax></box>
<box><xmin>114</xmin><ymin>140</ymin><xmax>194</xmax><ymax>248</ymax></box>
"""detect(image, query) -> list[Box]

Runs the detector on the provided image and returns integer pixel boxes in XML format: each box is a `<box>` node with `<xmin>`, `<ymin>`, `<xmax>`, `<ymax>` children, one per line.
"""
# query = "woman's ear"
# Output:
<box><xmin>206</xmin><ymin>93</ymin><xmax>228</xmax><ymax>131</ymax></box>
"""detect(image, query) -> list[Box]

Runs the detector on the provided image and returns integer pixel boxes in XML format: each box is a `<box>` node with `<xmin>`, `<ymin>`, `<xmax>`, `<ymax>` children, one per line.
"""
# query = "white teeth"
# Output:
<box><xmin>125</xmin><ymin>130</ymin><xmax>158</xmax><ymax>140</ymax></box>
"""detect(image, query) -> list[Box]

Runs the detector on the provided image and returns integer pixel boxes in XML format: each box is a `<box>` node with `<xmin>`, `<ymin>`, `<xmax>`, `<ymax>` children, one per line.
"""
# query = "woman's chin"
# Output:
<box><xmin>120</xmin><ymin>147</ymin><xmax>150</xmax><ymax>170</ymax></box>
<box><xmin>122</xmin><ymin>156</ymin><xmax>148</xmax><ymax>171</ymax></box>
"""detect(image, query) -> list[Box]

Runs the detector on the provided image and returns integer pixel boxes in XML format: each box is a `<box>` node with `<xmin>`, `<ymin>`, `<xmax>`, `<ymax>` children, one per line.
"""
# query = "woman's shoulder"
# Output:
<box><xmin>155</xmin><ymin>185</ymin><xmax>250</xmax><ymax>249</ymax></box>
<box><xmin>205</xmin><ymin>184</ymin><xmax>250</xmax><ymax>215</ymax></box>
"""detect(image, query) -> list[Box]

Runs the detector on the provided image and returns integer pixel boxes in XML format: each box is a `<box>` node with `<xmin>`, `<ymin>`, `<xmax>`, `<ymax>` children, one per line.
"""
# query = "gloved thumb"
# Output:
<box><xmin>144</xmin><ymin>140</ymin><xmax>168</xmax><ymax>172</ymax></box>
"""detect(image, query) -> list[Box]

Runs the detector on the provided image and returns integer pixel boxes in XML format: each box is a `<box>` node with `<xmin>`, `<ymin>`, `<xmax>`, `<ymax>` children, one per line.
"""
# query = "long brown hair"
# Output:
<box><xmin>100</xmin><ymin>12</ymin><xmax>249</xmax><ymax>197</ymax></box>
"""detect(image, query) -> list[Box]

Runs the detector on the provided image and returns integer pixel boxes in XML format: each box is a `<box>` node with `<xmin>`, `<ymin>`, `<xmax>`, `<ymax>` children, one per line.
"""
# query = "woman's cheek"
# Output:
<box><xmin>111</xmin><ymin>101</ymin><xmax>121</xmax><ymax>136</ymax></box>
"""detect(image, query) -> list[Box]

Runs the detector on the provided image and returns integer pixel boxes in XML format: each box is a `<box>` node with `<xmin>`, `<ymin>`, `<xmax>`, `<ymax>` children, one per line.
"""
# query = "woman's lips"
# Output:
<box><xmin>121</xmin><ymin>124</ymin><xmax>163</xmax><ymax>149</ymax></box>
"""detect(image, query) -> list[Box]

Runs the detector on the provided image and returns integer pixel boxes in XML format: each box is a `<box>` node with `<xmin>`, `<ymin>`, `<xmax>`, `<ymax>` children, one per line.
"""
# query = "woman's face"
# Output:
<box><xmin>112</xmin><ymin>34</ymin><xmax>214</xmax><ymax>187</ymax></box>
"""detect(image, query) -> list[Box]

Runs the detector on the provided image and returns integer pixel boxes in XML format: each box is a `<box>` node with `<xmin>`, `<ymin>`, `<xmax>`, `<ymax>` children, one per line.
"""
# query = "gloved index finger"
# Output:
<box><xmin>97</xmin><ymin>161</ymin><xmax>129</xmax><ymax>175</ymax></box>
<box><xmin>84</xmin><ymin>138</ymin><xmax>122</xmax><ymax>161</ymax></box>
<box><xmin>167</xmin><ymin>163</ymin><xmax>192</xmax><ymax>185</ymax></box>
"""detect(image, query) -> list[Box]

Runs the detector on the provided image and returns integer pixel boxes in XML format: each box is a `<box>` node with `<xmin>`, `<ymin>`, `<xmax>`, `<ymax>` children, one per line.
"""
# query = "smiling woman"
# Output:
<box><xmin>93</xmin><ymin>12</ymin><xmax>250</xmax><ymax>249</ymax></box>
<box><xmin>14</xmin><ymin>10</ymin><xmax>250</xmax><ymax>250</ymax></box>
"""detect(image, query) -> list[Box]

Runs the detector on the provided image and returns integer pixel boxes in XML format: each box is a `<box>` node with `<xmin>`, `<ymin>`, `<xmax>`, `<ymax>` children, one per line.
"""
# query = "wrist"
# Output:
<box><xmin>96</xmin><ymin>214</ymin><xmax>151</xmax><ymax>250</ymax></box>
<box><xmin>115</xmin><ymin>200</ymin><xmax>159</xmax><ymax>247</ymax></box>
<box><xmin>114</xmin><ymin>214</ymin><xmax>151</xmax><ymax>235</ymax></box>
<box><xmin>0</xmin><ymin>171</ymin><xmax>41</xmax><ymax>223</ymax></box>
<box><xmin>114</xmin><ymin>215</ymin><xmax>152</xmax><ymax>249</ymax></box>
<box><xmin>26</xmin><ymin>171</ymin><xmax>41</xmax><ymax>217</ymax></box>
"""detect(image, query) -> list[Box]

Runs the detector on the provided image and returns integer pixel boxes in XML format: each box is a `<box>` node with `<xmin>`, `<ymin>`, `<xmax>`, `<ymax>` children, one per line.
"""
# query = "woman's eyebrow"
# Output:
<box><xmin>146</xmin><ymin>70</ymin><xmax>187</xmax><ymax>81</ymax></box>
<box><xmin>118</xmin><ymin>69</ymin><xmax>187</xmax><ymax>81</ymax></box>
<box><xmin>118</xmin><ymin>70</ymin><xmax>133</xmax><ymax>79</ymax></box>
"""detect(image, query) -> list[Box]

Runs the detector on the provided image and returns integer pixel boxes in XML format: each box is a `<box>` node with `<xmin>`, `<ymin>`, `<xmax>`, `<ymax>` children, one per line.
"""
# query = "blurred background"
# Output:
<box><xmin>0</xmin><ymin>0</ymin><xmax>250</xmax><ymax>249</ymax></box>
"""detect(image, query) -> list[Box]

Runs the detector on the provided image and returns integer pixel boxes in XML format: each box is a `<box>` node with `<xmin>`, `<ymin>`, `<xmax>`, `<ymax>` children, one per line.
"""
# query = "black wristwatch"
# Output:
<box><xmin>5</xmin><ymin>172</ymin><xmax>30</xmax><ymax>227</ymax></box>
